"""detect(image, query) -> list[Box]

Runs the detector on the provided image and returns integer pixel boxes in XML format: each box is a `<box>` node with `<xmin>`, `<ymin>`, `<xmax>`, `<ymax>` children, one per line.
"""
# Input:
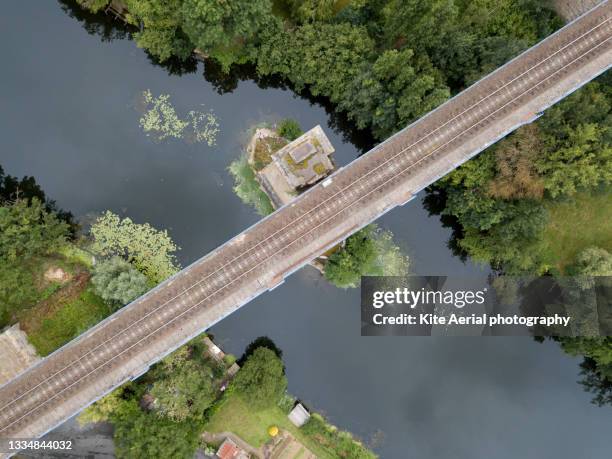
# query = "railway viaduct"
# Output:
<box><xmin>1</xmin><ymin>1</ymin><xmax>611</xmax><ymax>453</ymax></box>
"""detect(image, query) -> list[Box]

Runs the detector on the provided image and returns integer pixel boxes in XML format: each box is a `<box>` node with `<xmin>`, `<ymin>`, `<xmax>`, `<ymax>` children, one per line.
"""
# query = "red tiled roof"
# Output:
<box><xmin>217</xmin><ymin>439</ymin><xmax>241</xmax><ymax>459</ymax></box>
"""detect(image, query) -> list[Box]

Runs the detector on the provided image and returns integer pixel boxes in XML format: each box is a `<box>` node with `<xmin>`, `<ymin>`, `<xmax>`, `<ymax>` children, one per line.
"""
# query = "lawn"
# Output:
<box><xmin>541</xmin><ymin>188</ymin><xmax>612</xmax><ymax>273</ymax></box>
<box><xmin>23</xmin><ymin>287</ymin><xmax>111</xmax><ymax>356</ymax></box>
<box><xmin>204</xmin><ymin>395</ymin><xmax>335</xmax><ymax>459</ymax></box>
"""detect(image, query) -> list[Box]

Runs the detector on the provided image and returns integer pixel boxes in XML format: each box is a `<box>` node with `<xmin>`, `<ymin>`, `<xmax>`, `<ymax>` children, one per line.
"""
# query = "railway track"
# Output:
<box><xmin>1</xmin><ymin>0</ymin><xmax>610</xmax><ymax>449</ymax></box>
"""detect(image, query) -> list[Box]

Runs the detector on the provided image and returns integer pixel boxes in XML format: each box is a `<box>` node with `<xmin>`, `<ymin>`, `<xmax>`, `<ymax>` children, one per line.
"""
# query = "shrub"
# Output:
<box><xmin>223</xmin><ymin>354</ymin><xmax>237</xmax><ymax>366</ymax></box>
<box><xmin>91</xmin><ymin>256</ymin><xmax>149</xmax><ymax>308</ymax></box>
<box><xmin>277</xmin><ymin>118</ymin><xmax>303</xmax><ymax>141</ymax></box>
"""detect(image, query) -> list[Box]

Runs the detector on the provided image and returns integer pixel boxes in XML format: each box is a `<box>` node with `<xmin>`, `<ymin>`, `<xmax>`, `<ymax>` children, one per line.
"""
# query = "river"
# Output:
<box><xmin>1</xmin><ymin>2</ymin><xmax>611</xmax><ymax>458</ymax></box>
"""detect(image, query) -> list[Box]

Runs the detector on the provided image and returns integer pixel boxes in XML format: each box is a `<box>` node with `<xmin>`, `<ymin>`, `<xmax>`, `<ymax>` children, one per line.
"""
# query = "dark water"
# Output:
<box><xmin>1</xmin><ymin>2</ymin><xmax>610</xmax><ymax>458</ymax></box>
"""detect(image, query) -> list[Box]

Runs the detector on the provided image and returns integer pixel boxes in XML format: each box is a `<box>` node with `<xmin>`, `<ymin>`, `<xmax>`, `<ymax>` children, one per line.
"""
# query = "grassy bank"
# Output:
<box><xmin>204</xmin><ymin>394</ymin><xmax>331</xmax><ymax>458</ymax></box>
<box><xmin>541</xmin><ymin>188</ymin><xmax>612</xmax><ymax>273</ymax></box>
<box><xmin>21</xmin><ymin>286</ymin><xmax>110</xmax><ymax>356</ymax></box>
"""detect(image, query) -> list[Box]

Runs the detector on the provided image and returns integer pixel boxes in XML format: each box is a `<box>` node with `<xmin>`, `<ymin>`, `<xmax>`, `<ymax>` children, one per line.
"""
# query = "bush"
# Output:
<box><xmin>91</xmin><ymin>256</ymin><xmax>149</xmax><ymax>308</ymax></box>
<box><xmin>277</xmin><ymin>118</ymin><xmax>303</xmax><ymax>141</ymax></box>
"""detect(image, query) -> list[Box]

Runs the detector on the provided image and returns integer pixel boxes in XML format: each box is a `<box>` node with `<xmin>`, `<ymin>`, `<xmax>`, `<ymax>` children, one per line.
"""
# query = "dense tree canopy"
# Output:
<box><xmin>181</xmin><ymin>0</ymin><xmax>272</xmax><ymax>69</ymax></box>
<box><xmin>90</xmin><ymin>211</ymin><xmax>180</xmax><ymax>283</ymax></box>
<box><xmin>339</xmin><ymin>49</ymin><xmax>449</xmax><ymax>138</ymax></box>
<box><xmin>150</xmin><ymin>349</ymin><xmax>216</xmax><ymax>421</ymax></box>
<box><xmin>125</xmin><ymin>0</ymin><xmax>193</xmax><ymax>62</ymax></box>
<box><xmin>114</xmin><ymin>408</ymin><xmax>200</xmax><ymax>459</ymax></box>
<box><xmin>231</xmin><ymin>347</ymin><xmax>287</xmax><ymax>409</ymax></box>
<box><xmin>0</xmin><ymin>198</ymin><xmax>68</xmax><ymax>263</ymax></box>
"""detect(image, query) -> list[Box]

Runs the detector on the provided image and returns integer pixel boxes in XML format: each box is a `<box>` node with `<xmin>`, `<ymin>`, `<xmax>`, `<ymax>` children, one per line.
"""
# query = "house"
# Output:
<box><xmin>216</xmin><ymin>438</ymin><xmax>249</xmax><ymax>459</ymax></box>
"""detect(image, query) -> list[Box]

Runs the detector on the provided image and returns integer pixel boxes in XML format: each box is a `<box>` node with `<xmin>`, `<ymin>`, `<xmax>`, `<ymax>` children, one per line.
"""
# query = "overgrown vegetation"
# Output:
<box><xmin>25</xmin><ymin>288</ymin><xmax>111</xmax><ymax>356</ymax></box>
<box><xmin>325</xmin><ymin>225</ymin><xmax>409</xmax><ymax>288</ymax></box>
<box><xmin>0</xmin><ymin>165</ymin><xmax>182</xmax><ymax>362</ymax></box>
<box><xmin>228</xmin><ymin>153</ymin><xmax>275</xmax><ymax>216</ymax></box>
<box><xmin>277</xmin><ymin>118</ymin><xmax>303</xmax><ymax>141</ymax></box>
<box><xmin>0</xmin><ymin>196</ymin><xmax>70</xmax><ymax>327</ymax></box>
<box><xmin>80</xmin><ymin>338</ymin><xmax>224</xmax><ymax>459</ymax></box>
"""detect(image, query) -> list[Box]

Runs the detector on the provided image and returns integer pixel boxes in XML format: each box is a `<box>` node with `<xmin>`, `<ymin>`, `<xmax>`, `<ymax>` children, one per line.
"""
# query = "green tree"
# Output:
<box><xmin>325</xmin><ymin>228</ymin><xmax>377</xmax><ymax>288</ymax></box>
<box><xmin>325</xmin><ymin>225</ymin><xmax>409</xmax><ymax>288</ymax></box>
<box><xmin>340</xmin><ymin>48</ymin><xmax>449</xmax><ymax>138</ymax></box>
<box><xmin>90</xmin><ymin>211</ymin><xmax>180</xmax><ymax>283</ymax></box>
<box><xmin>0</xmin><ymin>198</ymin><xmax>68</xmax><ymax>262</ymax></box>
<box><xmin>124</xmin><ymin>0</ymin><xmax>193</xmax><ymax>62</ymax></box>
<box><xmin>560</xmin><ymin>338</ymin><xmax>612</xmax><ymax>380</ymax></box>
<box><xmin>231</xmin><ymin>347</ymin><xmax>287</xmax><ymax>409</ymax></box>
<box><xmin>181</xmin><ymin>0</ymin><xmax>273</xmax><ymax>70</ymax></box>
<box><xmin>150</xmin><ymin>358</ymin><xmax>215</xmax><ymax>421</ymax></box>
<box><xmin>536</xmin><ymin>81</ymin><xmax>612</xmax><ymax>197</ymax></box>
<box><xmin>570</xmin><ymin>247</ymin><xmax>612</xmax><ymax>276</ymax></box>
<box><xmin>537</xmin><ymin>123</ymin><xmax>612</xmax><ymax>197</ymax></box>
<box><xmin>578</xmin><ymin>357</ymin><xmax>612</xmax><ymax>406</ymax></box>
<box><xmin>78</xmin><ymin>386</ymin><xmax>137</xmax><ymax>425</ymax></box>
<box><xmin>287</xmin><ymin>0</ymin><xmax>337</xmax><ymax>22</ymax></box>
<box><xmin>256</xmin><ymin>22</ymin><xmax>374</xmax><ymax>103</ymax></box>
<box><xmin>0</xmin><ymin>195</ymin><xmax>70</xmax><ymax>326</ymax></box>
<box><xmin>114</xmin><ymin>409</ymin><xmax>200</xmax><ymax>459</ymax></box>
<box><xmin>382</xmin><ymin>0</ymin><xmax>458</xmax><ymax>53</ymax></box>
<box><xmin>76</xmin><ymin>0</ymin><xmax>109</xmax><ymax>13</ymax></box>
<box><xmin>91</xmin><ymin>256</ymin><xmax>149</xmax><ymax>308</ymax></box>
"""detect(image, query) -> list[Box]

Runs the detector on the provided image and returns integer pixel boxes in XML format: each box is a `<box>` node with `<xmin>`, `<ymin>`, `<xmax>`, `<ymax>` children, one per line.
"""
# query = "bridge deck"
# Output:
<box><xmin>1</xmin><ymin>0</ymin><xmax>611</xmax><ymax>450</ymax></box>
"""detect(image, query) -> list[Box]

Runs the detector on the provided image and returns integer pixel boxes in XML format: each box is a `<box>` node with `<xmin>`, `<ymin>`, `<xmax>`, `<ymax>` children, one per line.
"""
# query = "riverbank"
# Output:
<box><xmin>76</xmin><ymin>334</ymin><xmax>377</xmax><ymax>459</ymax></box>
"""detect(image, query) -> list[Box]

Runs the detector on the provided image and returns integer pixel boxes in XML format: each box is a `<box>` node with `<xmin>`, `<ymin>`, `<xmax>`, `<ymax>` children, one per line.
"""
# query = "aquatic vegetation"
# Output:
<box><xmin>228</xmin><ymin>154</ymin><xmax>274</xmax><ymax>216</ymax></box>
<box><xmin>139</xmin><ymin>90</ymin><xmax>219</xmax><ymax>145</ymax></box>
<box><xmin>186</xmin><ymin>109</ymin><xmax>220</xmax><ymax>146</ymax></box>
